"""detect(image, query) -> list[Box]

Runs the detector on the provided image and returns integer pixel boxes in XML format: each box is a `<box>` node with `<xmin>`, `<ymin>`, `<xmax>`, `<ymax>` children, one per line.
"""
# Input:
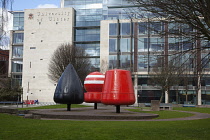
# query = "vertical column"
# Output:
<box><xmin>164</xmin><ymin>21</ymin><xmax>169</xmax><ymax>67</ymax></box>
<box><xmin>134</xmin><ymin>74</ymin><xmax>138</xmax><ymax>104</ymax></box>
<box><xmin>196</xmin><ymin>37</ymin><xmax>202</xmax><ymax>105</ymax></box>
<box><xmin>134</xmin><ymin>22</ymin><xmax>138</xmax><ymax>72</ymax></box>
<box><xmin>133</xmin><ymin>22</ymin><xmax>139</xmax><ymax>105</ymax></box>
<box><xmin>164</xmin><ymin>21</ymin><xmax>169</xmax><ymax>103</ymax></box>
<box><xmin>117</xmin><ymin>19</ymin><xmax>121</xmax><ymax>69</ymax></box>
<box><xmin>147</xmin><ymin>20</ymin><xmax>151</xmax><ymax>72</ymax></box>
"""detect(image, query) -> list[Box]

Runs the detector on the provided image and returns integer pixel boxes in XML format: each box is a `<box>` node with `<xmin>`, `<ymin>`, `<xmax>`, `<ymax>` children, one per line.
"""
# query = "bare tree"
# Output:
<box><xmin>48</xmin><ymin>43</ymin><xmax>91</xmax><ymax>83</ymax></box>
<box><xmin>127</xmin><ymin>0</ymin><xmax>210</xmax><ymax>41</ymax></box>
<box><xmin>150</xmin><ymin>61</ymin><xmax>180</xmax><ymax>103</ymax></box>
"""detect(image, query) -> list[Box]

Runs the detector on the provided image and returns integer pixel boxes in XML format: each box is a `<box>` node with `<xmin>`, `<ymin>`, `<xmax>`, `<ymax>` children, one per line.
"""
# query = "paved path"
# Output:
<box><xmin>142</xmin><ymin>110</ymin><xmax>210</xmax><ymax>121</ymax></box>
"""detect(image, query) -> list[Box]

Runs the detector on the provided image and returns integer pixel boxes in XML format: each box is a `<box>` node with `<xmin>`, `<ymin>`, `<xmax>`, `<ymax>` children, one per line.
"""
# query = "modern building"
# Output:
<box><xmin>8</xmin><ymin>0</ymin><xmax>210</xmax><ymax>105</ymax></box>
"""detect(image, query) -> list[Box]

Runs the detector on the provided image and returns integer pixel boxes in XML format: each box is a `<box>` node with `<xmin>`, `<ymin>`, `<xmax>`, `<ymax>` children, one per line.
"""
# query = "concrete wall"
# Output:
<box><xmin>22</xmin><ymin>8</ymin><xmax>74</xmax><ymax>102</ymax></box>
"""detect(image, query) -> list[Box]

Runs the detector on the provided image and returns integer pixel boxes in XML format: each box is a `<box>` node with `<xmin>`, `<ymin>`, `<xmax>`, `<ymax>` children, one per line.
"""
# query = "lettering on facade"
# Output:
<box><xmin>29</xmin><ymin>11</ymin><xmax>71</xmax><ymax>23</ymax></box>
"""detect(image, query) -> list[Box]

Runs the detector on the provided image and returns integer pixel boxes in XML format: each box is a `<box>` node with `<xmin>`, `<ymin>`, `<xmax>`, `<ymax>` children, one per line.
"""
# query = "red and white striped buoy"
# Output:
<box><xmin>84</xmin><ymin>72</ymin><xmax>105</xmax><ymax>92</ymax></box>
<box><xmin>84</xmin><ymin>72</ymin><xmax>105</xmax><ymax>104</ymax></box>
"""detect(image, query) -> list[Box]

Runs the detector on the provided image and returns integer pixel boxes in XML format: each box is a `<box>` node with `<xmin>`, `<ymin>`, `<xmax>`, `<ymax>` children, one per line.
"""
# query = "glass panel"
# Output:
<box><xmin>139</xmin><ymin>22</ymin><xmax>147</xmax><ymax>34</ymax></box>
<box><xmin>89</xmin><ymin>58</ymin><xmax>100</xmax><ymax>70</ymax></box>
<box><xmin>150</xmin><ymin>22</ymin><xmax>164</xmax><ymax>34</ymax></box>
<box><xmin>138</xmin><ymin>55</ymin><xmax>148</xmax><ymax>71</ymax></box>
<box><xmin>109</xmin><ymin>55</ymin><xmax>117</xmax><ymax>69</ymax></box>
<box><xmin>121</xmin><ymin>55</ymin><xmax>131</xmax><ymax>68</ymax></box>
<box><xmin>109</xmin><ymin>23</ymin><xmax>118</xmax><ymax>36</ymax></box>
<box><xmin>138</xmin><ymin>38</ymin><xmax>145</xmax><ymax>52</ymax></box>
<box><xmin>109</xmin><ymin>39</ymin><xmax>117</xmax><ymax>52</ymax></box>
<box><xmin>12</xmin><ymin>61</ymin><xmax>23</xmax><ymax>72</ymax></box>
<box><xmin>13</xmin><ymin>12</ymin><xmax>24</xmax><ymax>30</ymax></box>
<box><xmin>120</xmin><ymin>23</ymin><xmax>130</xmax><ymax>35</ymax></box>
<box><xmin>12</xmin><ymin>46</ymin><xmax>23</xmax><ymax>58</ymax></box>
<box><xmin>120</xmin><ymin>38</ymin><xmax>130</xmax><ymax>52</ymax></box>
<box><xmin>75</xmin><ymin>28</ymin><xmax>100</xmax><ymax>41</ymax></box>
<box><xmin>13</xmin><ymin>33</ymin><xmax>24</xmax><ymax>44</ymax></box>
<box><xmin>169</xmin><ymin>38</ymin><xmax>180</xmax><ymax>51</ymax></box>
<box><xmin>12</xmin><ymin>74</ymin><xmax>22</xmax><ymax>86</ymax></box>
<box><xmin>150</xmin><ymin>38</ymin><xmax>164</xmax><ymax>51</ymax></box>
<box><xmin>75</xmin><ymin>43</ymin><xmax>100</xmax><ymax>56</ymax></box>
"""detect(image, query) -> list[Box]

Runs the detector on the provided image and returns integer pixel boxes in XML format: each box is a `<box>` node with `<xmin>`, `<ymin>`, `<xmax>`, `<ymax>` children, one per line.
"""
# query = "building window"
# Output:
<box><xmin>138</xmin><ymin>22</ymin><xmax>147</xmax><ymax>34</ymax></box>
<box><xmin>138</xmin><ymin>55</ymin><xmax>148</xmax><ymax>71</ymax></box>
<box><xmin>109</xmin><ymin>23</ymin><xmax>118</xmax><ymax>36</ymax></box>
<box><xmin>120</xmin><ymin>38</ymin><xmax>130</xmax><ymax>52</ymax></box>
<box><xmin>89</xmin><ymin>58</ymin><xmax>100</xmax><ymax>71</ymax></box>
<box><xmin>12</xmin><ymin>46</ymin><xmax>23</xmax><ymax>58</ymax></box>
<box><xmin>121</xmin><ymin>55</ymin><xmax>131</xmax><ymax>69</ymax></box>
<box><xmin>13</xmin><ymin>12</ymin><xmax>24</xmax><ymax>30</ymax></box>
<box><xmin>120</xmin><ymin>23</ymin><xmax>130</xmax><ymax>35</ymax></box>
<box><xmin>13</xmin><ymin>33</ymin><xmax>24</xmax><ymax>44</ymax></box>
<box><xmin>169</xmin><ymin>38</ymin><xmax>181</xmax><ymax>51</ymax></box>
<box><xmin>109</xmin><ymin>39</ymin><xmax>117</xmax><ymax>52</ymax></box>
<box><xmin>150</xmin><ymin>22</ymin><xmax>164</xmax><ymax>34</ymax></box>
<box><xmin>12</xmin><ymin>61</ymin><xmax>23</xmax><ymax>72</ymax></box>
<box><xmin>75</xmin><ymin>28</ymin><xmax>100</xmax><ymax>42</ymax></box>
<box><xmin>12</xmin><ymin>74</ymin><xmax>22</xmax><ymax>86</ymax></box>
<box><xmin>75</xmin><ymin>43</ymin><xmax>100</xmax><ymax>56</ymax></box>
<box><xmin>150</xmin><ymin>38</ymin><xmax>164</xmax><ymax>51</ymax></box>
<box><xmin>109</xmin><ymin>55</ymin><xmax>117</xmax><ymax>69</ymax></box>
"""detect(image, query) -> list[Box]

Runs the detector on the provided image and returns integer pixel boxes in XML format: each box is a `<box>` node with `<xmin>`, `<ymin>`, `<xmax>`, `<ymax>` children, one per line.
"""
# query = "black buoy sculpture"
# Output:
<box><xmin>53</xmin><ymin>64</ymin><xmax>84</xmax><ymax>111</ymax></box>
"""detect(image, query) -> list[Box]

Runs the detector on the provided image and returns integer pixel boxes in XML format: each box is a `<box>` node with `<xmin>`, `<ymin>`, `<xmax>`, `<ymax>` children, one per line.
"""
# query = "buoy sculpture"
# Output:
<box><xmin>84</xmin><ymin>72</ymin><xmax>105</xmax><ymax>109</ymax></box>
<box><xmin>101</xmin><ymin>69</ymin><xmax>135</xmax><ymax>113</ymax></box>
<box><xmin>53</xmin><ymin>64</ymin><xmax>84</xmax><ymax>111</ymax></box>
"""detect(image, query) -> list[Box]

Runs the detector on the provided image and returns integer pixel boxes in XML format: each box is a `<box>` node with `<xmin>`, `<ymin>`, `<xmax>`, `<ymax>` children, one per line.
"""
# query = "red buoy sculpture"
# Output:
<box><xmin>84</xmin><ymin>72</ymin><xmax>105</xmax><ymax>109</ymax></box>
<box><xmin>101</xmin><ymin>69</ymin><xmax>135</xmax><ymax>113</ymax></box>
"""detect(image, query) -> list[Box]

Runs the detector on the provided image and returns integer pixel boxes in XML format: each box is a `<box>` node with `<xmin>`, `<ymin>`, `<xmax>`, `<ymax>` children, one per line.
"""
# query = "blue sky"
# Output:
<box><xmin>12</xmin><ymin>0</ymin><xmax>60</xmax><ymax>11</ymax></box>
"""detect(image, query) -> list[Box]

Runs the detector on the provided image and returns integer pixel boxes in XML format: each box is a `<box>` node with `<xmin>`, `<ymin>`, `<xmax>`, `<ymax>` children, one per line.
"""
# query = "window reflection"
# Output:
<box><xmin>109</xmin><ymin>23</ymin><xmax>118</xmax><ymax>35</ymax></box>
<box><xmin>75</xmin><ymin>43</ymin><xmax>100</xmax><ymax>56</ymax></box>
<box><xmin>75</xmin><ymin>28</ymin><xmax>100</xmax><ymax>41</ymax></box>
<box><xmin>89</xmin><ymin>58</ymin><xmax>100</xmax><ymax>70</ymax></box>
<box><xmin>13</xmin><ymin>33</ymin><xmax>24</xmax><ymax>44</ymax></box>
<box><xmin>12</xmin><ymin>61</ymin><xmax>23</xmax><ymax>72</ymax></box>
<box><xmin>12</xmin><ymin>46</ymin><xmax>23</xmax><ymax>58</ymax></box>
<box><xmin>120</xmin><ymin>23</ymin><xmax>130</xmax><ymax>35</ymax></box>
<box><xmin>121</xmin><ymin>55</ymin><xmax>131</xmax><ymax>68</ymax></box>
<box><xmin>138</xmin><ymin>55</ymin><xmax>148</xmax><ymax>71</ymax></box>
<box><xmin>109</xmin><ymin>55</ymin><xmax>117</xmax><ymax>69</ymax></box>
<box><xmin>13</xmin><ymin>12</ymin><xmax>24</xmax><ymax>30</ymax></box>
<box><xmin>120</xmin><ymin>38</ymin><xmax>130</xmax><ymax>52</ymax></box>
<box><xmin>109</xmin><ymin>39</ymin><xmax>117</xmax><ymax>52</ymax></box>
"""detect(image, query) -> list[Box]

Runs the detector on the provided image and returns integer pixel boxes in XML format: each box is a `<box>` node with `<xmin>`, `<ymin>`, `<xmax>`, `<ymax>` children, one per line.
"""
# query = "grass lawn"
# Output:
<box><xmin>1</xmin><ymin>106</ymin><xmax>210</xmax><ymax>140</ymax></box>
<box><xmin>0</xmin><ymin>113</ymin><xmax>210</xmax><ymax>140</ymax></box>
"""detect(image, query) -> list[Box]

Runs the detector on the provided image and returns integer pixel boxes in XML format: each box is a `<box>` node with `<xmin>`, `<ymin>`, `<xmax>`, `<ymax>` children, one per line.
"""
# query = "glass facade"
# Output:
<box><xmin>64</xmin><ymin>0</ymin><xmax>104</xmax><ymax>70</ymax></box>
<box><xmin>11</xmin><ymin>11</ymin><xmax>24</xmax><ymax>87</ymax></box>
<box><xmin>107</xmin><ymin>19</ymin><xmax>210</xmax><ymax>103</ymax></box>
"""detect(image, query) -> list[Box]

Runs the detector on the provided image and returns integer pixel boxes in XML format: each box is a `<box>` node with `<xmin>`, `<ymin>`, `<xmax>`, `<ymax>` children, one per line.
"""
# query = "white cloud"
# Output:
<box><xmin>36</xmin><ymin>4</ymin><xmax>58</xmax><ymax>9</ymax></box>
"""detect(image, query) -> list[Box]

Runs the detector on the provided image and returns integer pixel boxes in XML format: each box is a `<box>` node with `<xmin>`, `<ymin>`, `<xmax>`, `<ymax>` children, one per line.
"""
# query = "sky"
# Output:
<box><xmin>12</xmin><ymin>0</ymin><xmax>60</xmax><ymax>11</ymax></box>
